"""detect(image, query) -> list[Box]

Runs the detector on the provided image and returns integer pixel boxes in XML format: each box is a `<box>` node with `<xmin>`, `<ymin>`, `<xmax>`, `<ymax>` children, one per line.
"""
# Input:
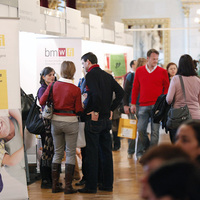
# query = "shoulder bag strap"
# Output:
<box><xmin>171</xmin><ymin>75</ymin><xmax>186</xmax><ymax>107</ymax></box>
<box><xmin>33</xmin><ymin>95</ymin><xmax>38</xmax><ymax>108</ymax></box>
<box><xmin>47</xmin><ymin>82</ymin><xmax>55</xmax><ymax>102</ymax></box>
<box><xmin>179</xmin><ymin>75</ymin><xmax>186</xmax><ymax>101</ymax></box>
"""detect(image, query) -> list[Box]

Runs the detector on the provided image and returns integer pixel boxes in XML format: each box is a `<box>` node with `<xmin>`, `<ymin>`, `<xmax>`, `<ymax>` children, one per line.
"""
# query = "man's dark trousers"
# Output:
<box><xmin>84</xmin><ymin>118</ymin><xmax>113</xmax><ymax>191</ymax></box>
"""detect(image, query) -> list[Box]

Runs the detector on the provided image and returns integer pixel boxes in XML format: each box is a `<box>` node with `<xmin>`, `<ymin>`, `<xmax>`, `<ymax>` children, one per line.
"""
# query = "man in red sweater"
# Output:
<box><xmin>131</xmin><ymin>49</ymin><xmax>169</xmax><ymax>159</ymax></box>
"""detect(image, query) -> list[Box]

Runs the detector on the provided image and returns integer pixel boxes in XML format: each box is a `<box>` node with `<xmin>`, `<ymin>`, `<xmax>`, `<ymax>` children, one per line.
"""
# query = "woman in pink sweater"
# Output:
<box><xmin>166</xmin><ymin>54</ymin><xmax>200</xmax><ymax>143</ymax></box>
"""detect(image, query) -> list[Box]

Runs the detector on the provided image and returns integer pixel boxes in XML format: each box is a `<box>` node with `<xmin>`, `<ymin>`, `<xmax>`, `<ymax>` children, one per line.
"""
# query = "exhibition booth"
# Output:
<box><xmin>5</xmin><ymin>1</ymin><xmax>200</xmax><ymax>199</ymax></box>
<box><xmin>19</xmin><ymin>32</ymin><xmax>133</xmax><ymax>96</ymax></box>
<box><xmin>0</xmin><ymin>1</ymin><xmax>133</xmax><ymax>199</ymax></box>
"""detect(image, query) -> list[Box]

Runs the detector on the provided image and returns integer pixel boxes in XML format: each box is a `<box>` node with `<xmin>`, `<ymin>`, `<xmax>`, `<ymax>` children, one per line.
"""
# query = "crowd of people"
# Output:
<box><xmin>33</xmin><ymin>49</ymin><xmax>200</xmax><ymax>199</ymax></box>
<box><xmin>37</xmin><ymin>52</ymin><xmax>124</xmax><ymax>194</ymax></box>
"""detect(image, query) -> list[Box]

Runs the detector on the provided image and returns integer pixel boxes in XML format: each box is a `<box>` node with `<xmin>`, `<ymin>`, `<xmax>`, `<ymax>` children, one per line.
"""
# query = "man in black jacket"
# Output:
<box><xmin>78</xmin><ymin>52</ymin><xmax>124</xmax><ymax>193</ymax></box>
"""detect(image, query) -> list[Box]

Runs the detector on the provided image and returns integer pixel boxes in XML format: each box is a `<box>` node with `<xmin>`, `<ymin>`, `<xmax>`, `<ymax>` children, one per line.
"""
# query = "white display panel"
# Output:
<box><xmin>0</xmin><ymin>18</ymin><xmax>28</xmax><ymax>200</ymax></box>
<box><xmin>66</xmin><ymin>7</ymin><xmax>82</xmax><ymax>38</ymax></box>
<box><xmin>89</xmin><ymin>14</ymin><xmax>102</xmax><ymax>42</ymax></box>
<box><xmin>115</xmin><ymin>21</ymin><xmax>125</xmax><ymax>45</ymax></box>
<box><xmin>19</xmin><ymin>0</ymin><xmax>40</xmax><ymax>33</ymax></box>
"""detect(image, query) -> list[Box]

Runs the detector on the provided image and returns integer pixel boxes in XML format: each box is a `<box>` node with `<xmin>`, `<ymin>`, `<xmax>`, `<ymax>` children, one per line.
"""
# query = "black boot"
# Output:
<box><xmin>52</xmin><ymin>163</ymin><xmax>63</xmax><ymax>193</ymax></box>
<box><xmin>41</xmin><ymin>166</ymin><xmax>52</xmax><ymax>189</ymax></box>
<box><xmin>64</xmin><ymin>164</ymin><xmax>77</xmax><ymax>194</ymax></box>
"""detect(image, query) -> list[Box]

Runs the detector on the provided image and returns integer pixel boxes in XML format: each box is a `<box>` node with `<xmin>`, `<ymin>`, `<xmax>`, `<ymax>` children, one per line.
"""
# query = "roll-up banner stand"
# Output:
<box><xmin>0</xmin><ymin>18</ymin><xmax>29</xmax><ymax>200</ymax></box>
<box><xmin>36</xmin><ymin>37</ymin><xmax>82</xmax><ymax>87</ymax></box>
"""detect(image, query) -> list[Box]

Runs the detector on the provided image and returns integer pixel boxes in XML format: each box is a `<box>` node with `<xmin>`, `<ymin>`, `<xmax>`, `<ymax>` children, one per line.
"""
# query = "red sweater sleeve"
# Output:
<box><xmin>75</xmin><ymin>89</ymin><xmax>84</xmax><ymax>113</ymax></box>
<box><xmin>39</xmin><ymin>83</ymin><xmax>52</xmax><ymax>105</ymax></box>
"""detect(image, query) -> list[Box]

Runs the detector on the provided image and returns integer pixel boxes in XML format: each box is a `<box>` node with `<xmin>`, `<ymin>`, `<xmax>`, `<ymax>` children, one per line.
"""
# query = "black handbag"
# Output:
<box><xmin>25</xmin><ymin>95</ymin><xmax>45</xmax><ymax>135</ymax></box>
<box><xmin>166</xmin><ymin>76</ymin><xmax>192</xmax><ymax>129</ymax></box>
<box><xmin>21</xmin><ymin>88</ymin><xmax>34</xmax><ymax>121</ymax></box>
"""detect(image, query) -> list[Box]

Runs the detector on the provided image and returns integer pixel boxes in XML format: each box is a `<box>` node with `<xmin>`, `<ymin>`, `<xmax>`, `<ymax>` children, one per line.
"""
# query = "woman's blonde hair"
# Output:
<box><xmin>60</xmin><ymin>61</ymin><xmax>76</xmax><ymax>79</ymax></box>
<box><xmin>136</xmin><ymin>57</ymin><xmax>147</xmax><ymax>69</ymax></box>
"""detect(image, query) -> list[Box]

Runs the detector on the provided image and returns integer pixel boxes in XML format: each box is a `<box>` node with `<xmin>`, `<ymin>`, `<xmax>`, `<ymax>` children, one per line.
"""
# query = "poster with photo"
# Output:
<box><xmin>0</xmin><ymin>18</ymin><xmax>28</xmax><ymax>199</ymax></box>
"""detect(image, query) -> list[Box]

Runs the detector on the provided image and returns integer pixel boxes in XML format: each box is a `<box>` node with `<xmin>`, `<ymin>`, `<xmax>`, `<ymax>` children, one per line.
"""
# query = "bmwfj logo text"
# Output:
<box><xmin>45</xmin><ymin>48</ymin><xmax>74</xmax><ymax>57</ymax></box>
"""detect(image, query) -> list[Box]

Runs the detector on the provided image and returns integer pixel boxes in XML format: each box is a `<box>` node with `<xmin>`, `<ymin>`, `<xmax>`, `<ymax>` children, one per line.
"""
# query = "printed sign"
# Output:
<box><xmin>106</xmin><ymin>54</ymin><xmax>127</xmax><ymax>77</ymax></box>
<box><xmin>114</xmin><ymin>21</ymin><xmax>125</xmax><ymax>45</ymax></box>
<box><xmin>18</xmin><ymin>0</ymin><xmax>40</xmax><ymax>33</ymax></box>
<box><xmin>66</xmin><ymin>7</ymin><xmax>82</xmax><ymax>38</ymax></box>
<box><xmin>89</xmin><ymin>14</ymin><xmax>102</xmax><ymax>42</ymax></box>
<box><xmin>0</xmin><ymin>70</ymin><xmax>8</xmax><ymax>109</ymax></box>
<box><xmin>37</xmin><ymin>38</ymin><xmax>82</xmax><ymax>86</ymax></box>
<box><xmin>121</xmin><ymin>128</ymin><xmax>133</xmax><ymax>138</ymax></box>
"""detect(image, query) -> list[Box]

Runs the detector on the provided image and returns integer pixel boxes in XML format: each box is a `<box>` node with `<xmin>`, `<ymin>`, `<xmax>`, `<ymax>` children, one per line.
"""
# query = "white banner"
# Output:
<box><xmin>0</xmin><ymin>19</ymin><xmax>21</xmax><ymax>111</ymax></box>
<box><xmin>0</xmin><ymin>18</ymin><xmax>28</xmax><ymax>200</ymax></box>
<box><xmin>36</xmin><ymin>38</ymin><xmax>82</xmax><ymax>86</ymax></box>
<box><xmin>66</xmin><ymin>7</ymin><xmax>82</xmax><ymax>38</ymax></box>
<box><xmin>89</xmin><ymin>14</ymin><xmax>102</xmax><ymax>42</ymax></box>
<box><xmin>19</xmin><ymin>0</ymin><xmax>40</xmax><ymax>33</ymax></box>
<box><xmin>114</xmin><ymin>21</ymin><xmax>125</xmax><ymax>45</ymax></box>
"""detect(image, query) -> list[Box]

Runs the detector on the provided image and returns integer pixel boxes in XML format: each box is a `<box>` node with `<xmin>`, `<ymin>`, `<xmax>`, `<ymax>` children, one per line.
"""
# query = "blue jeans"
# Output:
<box><xmin>137</xmin><ymin>105</ymin><xmax>160</xmax><ymax>156</ymax></box>
<box><xmin>128</xmin><ymin>112</ymin><xmax>136</xmax><ymax>154</ymax></box>
<box><xmin>128</xmin><ymin>139</ymin><xmax>135</xmax><ymax>154</ymax></box>
<box><xmin>128</xmin><ymin>105</ymin><xmax>142</xmax><ymax>156</ymax></box>
<box><xmin>84</xmin><ymin>118</ymin><xmax>113</xmax><ymax>191</ymax></box>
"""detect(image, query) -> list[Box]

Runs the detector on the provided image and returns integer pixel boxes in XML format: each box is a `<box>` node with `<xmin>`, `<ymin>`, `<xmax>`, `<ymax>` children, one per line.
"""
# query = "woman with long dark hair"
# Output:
<box><xmin>166</xmin><ymin>54</ymin><xmax>200</xmax><ymax>143</ymax></box>
<box><xmin>38</xmin><ymin>66</ymin><xmax>55</xmax><ymax>189</ymax></box>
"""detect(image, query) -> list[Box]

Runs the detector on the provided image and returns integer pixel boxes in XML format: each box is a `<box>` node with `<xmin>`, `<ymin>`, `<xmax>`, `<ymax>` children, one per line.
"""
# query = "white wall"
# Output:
<box><xmin>77</xmin><ymin>0</ymin><xmax>200</xmax><ymax>64</ymax></box>
<box><xmin>188</xmin><ymin>4</ymin><xmax>200</xmax><ymax>60</ymax></box>
<box><xmin>101</xmin><ymin>0</ymin><xmax>185</xmax><ymax>64</ymax></box>
<box><xmin>103</xmin><ymin>0</ymin><xmax>184</xmax><ymax>28</ymax></box>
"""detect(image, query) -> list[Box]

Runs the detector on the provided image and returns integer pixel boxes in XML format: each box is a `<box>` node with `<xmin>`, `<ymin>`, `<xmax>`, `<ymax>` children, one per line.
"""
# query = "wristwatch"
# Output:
<box><xmin>94</xmin><ymin>112</ymin><xmax>99</xmax><ymax>116</ymax></box>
